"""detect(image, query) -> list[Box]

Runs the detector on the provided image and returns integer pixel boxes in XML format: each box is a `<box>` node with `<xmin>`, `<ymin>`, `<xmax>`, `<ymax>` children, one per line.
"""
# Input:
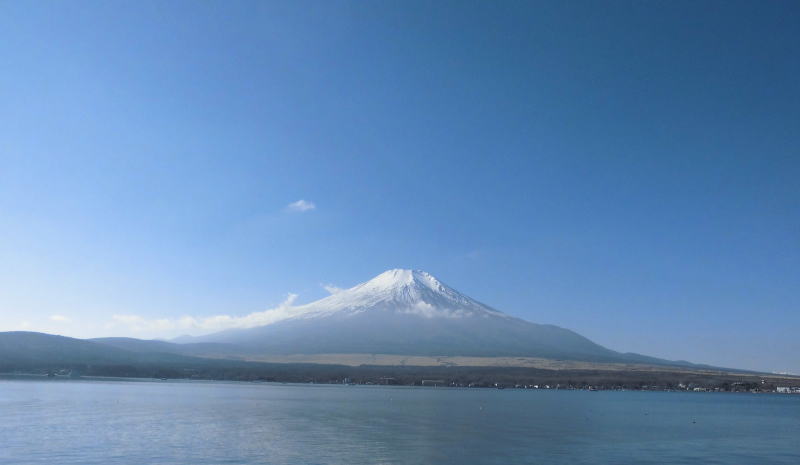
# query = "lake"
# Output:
<box><xmin>1</xmin><ymin>378</ymin><xmax>798</xmax><ymax>464</ymax></box>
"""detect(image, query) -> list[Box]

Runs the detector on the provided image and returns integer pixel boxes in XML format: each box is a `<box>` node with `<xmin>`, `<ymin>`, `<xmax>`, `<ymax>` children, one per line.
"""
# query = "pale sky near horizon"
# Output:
<box><xmin>1</xmin><ymin>1</ymin><xmax>798</xmax><ymax>373</ymax></box>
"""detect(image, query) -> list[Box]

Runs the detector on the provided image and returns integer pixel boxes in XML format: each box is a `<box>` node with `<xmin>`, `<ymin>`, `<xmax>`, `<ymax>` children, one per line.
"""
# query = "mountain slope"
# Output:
<box><xmin>90</xmin><ymin>337</ymin><xmax>246</xmax><ymax>357</ymax></box>
<box><xmin>185</xmin><ymin>269</ymin><xmax>672</xmax><ymax>364</ymax></box>
<box><xmin>0</xmin><ymin>332</ymin><xmax>200</xmax><ymax>368</ymax></box>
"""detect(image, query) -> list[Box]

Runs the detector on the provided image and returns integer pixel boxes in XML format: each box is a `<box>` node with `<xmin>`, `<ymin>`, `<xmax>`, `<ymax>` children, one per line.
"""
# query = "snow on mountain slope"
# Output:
<box><xmin>286</xmin><ymin>269</ymin><xmax>510</xmax><ymax>321</ymax></box>
<box><xmin>183</xmin><ymin>269</ymin><xmax>662</xmax><ymax>363</ymax></box>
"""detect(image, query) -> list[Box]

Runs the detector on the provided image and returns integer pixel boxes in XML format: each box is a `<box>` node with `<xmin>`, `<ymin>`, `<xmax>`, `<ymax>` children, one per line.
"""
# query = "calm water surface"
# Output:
<box><xmin>1</xmin><ymin>378</ymin><xmax>798</xmax><ymax>464</ymax></box>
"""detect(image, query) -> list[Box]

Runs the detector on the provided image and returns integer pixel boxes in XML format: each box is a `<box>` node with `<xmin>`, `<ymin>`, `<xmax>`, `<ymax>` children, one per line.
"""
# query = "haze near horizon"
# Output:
<box><xmin>1</xmin><ymin>1</ymin><xmax>798</xmax><ymax>374</ymax></box>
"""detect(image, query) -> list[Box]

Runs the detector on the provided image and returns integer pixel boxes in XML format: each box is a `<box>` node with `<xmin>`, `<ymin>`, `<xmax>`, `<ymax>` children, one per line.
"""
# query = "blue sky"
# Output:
<box><xmin>1</xmin><ymin>1</ymin><xmax>798</xmax><ymax>373</ymax></box>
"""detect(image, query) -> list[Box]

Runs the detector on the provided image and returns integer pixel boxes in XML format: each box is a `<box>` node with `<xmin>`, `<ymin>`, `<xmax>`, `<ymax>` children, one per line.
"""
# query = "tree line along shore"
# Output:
<box><xmin>3</xmin><ymin>361</ymin><xmax>799</xmax><ymax>393</ymax></box>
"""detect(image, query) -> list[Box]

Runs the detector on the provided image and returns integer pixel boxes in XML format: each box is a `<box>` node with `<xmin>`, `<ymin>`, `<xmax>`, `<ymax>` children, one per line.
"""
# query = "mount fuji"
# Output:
<box><xmin>182</xmin><ymin>269</ymin><xmax>673</xmax><ymax>365</ymax></box>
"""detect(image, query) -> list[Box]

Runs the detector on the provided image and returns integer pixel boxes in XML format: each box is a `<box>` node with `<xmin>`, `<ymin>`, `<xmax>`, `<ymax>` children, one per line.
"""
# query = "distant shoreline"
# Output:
<box><xmin>216</xmin><ymin>352</ymin><xmax>757</xmax><ymax>373</ymax></box>
<box><xmin>3</xmin><ymin>367</ymin><xmax>799</xmax><ymax>394</ymax></box>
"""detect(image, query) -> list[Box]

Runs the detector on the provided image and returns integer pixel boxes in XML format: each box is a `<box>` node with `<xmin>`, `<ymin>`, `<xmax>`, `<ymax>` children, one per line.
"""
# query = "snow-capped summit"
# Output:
<box><xmin>186</xmin><ymin>268</ymin><xmax>661</xmax><ymax>364</ymax></box>
<box><xmin>288</xmin><ymin>269</ymin><xmax>509</xmax><ymax>321</ymax></box>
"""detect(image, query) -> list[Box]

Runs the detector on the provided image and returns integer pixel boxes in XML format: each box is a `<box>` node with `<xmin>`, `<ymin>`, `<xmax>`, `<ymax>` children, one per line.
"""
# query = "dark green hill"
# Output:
<box><xmin>0</xmin><ymin>332</ymin><xmax>198</xmax><ymax>369</ymax></box>
<box><xmin>0</xmin><ymin>331</ymin><xmax>783</xmax><ymax>389</ymax></box>
<box><xmin>90</xmin><ymin>337</ymin><xmax>244</xmax><ymax>357</ymax></box>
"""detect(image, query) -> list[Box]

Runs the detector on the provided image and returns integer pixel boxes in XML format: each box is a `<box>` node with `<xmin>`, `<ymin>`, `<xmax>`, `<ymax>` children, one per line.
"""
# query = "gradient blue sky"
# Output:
<box><xmin>1</xmin><ymin>1</ymin><xmax>798</xmax><ymax>373</ymax></box>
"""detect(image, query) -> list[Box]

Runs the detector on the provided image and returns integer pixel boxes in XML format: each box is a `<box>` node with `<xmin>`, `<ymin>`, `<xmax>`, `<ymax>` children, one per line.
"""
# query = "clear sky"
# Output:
<box><xmin>1</xmin><ymin>1</ymin><xmax>798</xmax><ymax>373</ymax></box>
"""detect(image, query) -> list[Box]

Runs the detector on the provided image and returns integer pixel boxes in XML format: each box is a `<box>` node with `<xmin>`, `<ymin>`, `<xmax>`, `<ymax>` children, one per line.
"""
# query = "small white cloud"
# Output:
<box><xmin>322</xmin><ymin>284</ymin><xmax>343</xmax><ymax>295</ymax></box>
<box><xmin>465</xmin><ymin>249</ymin><xmax>483</xmax><ymax>260</ymax></box>
<box><xmin>286</xmin><ymin>199</ymin><xmax>316</xmax><ymax>212</ymax></box>
<box><xmin>49</xmin><ymin>315</ymin><xmax>70</xmax><ymax>323</ymax></box>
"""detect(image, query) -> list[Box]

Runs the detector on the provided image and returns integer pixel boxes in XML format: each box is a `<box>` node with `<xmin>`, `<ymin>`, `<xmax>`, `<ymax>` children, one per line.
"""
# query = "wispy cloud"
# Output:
<box><xmin>322</xmin><ymin>284</ymin><xmax>343</xmax><ymax>295</ymax></box>
<box><xmin>49</xmin><ymin>314</ymin><xmax>71</xmax><ymax>323</ymax></box>
<box><xmin>286</xmin><ymin>199</ymin><xmax>316</xmax><ymax>212</ymax></box>
<box><xmin>107</xmin><ymin>294</ymin><xmax>299</xmax><ymax>336</ymax></box>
